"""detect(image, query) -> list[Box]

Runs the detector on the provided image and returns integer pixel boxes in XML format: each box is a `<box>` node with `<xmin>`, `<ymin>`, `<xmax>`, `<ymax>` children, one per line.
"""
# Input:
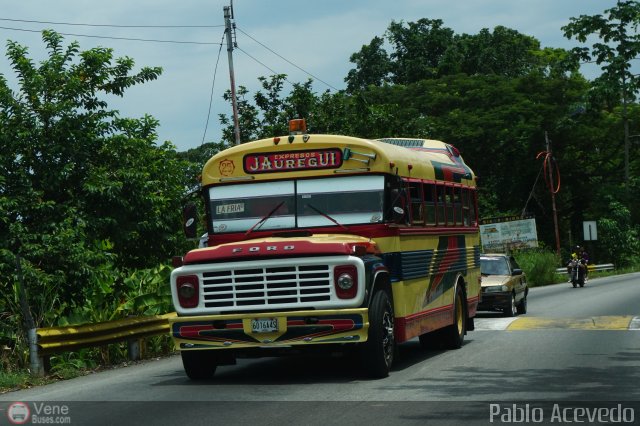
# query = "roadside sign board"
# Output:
<box><xmin>583</xmin><ymin>221</ymin><xmax>598</xmax><ymax>241</ymax></box>
<box><xmin>480</xmin><ymin>216</ymin><xmax>539</xmax><ymax>252</ymax></box>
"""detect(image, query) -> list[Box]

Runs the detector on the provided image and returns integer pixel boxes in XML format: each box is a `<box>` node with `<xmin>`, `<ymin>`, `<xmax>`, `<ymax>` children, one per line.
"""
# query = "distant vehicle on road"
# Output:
<box><xmin>479</xmin><ymin>253</ymin><xmax>528</xmax><ymax>317</ymax></box>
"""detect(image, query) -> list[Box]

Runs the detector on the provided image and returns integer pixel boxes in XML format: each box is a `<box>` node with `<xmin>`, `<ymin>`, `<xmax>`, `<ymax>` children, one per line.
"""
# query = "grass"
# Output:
<box><xmin>1</xmin><ymin>336</ymin><xmax>176</xmax><ymax>394</ymax></box>
<box><xmin>0</xmin><ymin>356</ymin><xmax>173</xmax><ymax>394</ymax></box>
<box><xmin>0</xmin><ymin>370</ymin><xmax>55</xmax><ymax>394</ymax></box>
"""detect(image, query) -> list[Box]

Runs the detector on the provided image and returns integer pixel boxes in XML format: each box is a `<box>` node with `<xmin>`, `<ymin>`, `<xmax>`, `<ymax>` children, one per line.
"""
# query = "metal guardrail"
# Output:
<box><xmin>36</xmin><ymin>312</ymin><xmax>176</xmax><ymax>356</ymax></box>
<box><xmin>555</xmin><ymin>263</ymin><xmax>615</xmax><ymax>274</ymax></box>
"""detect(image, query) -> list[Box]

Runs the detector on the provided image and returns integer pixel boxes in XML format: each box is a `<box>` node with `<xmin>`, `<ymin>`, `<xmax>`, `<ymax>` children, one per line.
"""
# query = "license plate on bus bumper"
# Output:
<box><xmin>251</xmin><ymin>318</ymin><xmax>278</xmax><ymax>333</ymax></box>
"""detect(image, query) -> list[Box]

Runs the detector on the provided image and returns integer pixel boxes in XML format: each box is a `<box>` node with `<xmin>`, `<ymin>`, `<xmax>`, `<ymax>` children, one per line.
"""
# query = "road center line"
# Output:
<box><xmin>474</xmin><ymin>316</ymin><xmax>638</xmax><ymax>330</ymax></box>
<box><xmin>507</xmin><ymin>316</ymin><xmax>634</xmax><ymax>330</ymax></box>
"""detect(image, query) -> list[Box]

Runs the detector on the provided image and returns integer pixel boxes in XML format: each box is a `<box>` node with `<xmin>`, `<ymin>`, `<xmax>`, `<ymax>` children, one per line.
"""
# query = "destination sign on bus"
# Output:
<box><xmin>243</xmin><ymin>149</ymin><xmax>342</xmax><ymax>174</ymax></box>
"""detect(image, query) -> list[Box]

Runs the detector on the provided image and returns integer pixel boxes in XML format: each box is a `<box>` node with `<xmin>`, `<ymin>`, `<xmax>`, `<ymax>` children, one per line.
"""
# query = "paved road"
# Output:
<box><xmin>2</xmin><ymin>273</ymin><xmax>639</xmax><ymax>425</ymax></box>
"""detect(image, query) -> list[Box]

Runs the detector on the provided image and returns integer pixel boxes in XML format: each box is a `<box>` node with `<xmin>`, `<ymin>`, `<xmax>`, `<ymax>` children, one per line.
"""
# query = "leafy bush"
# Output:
<box><xmin>597</xmin><ymin>201</ymin><xmax>640</xmax><ymax>267</ymax></box>
<box><xmin>514</xmin><ymin>249</ymin><xmax>561</xmax><ymax>287</ymax></box>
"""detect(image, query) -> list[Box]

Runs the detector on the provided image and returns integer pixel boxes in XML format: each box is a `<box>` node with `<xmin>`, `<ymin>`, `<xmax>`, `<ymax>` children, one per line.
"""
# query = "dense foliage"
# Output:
<box><xmin>218</xmin><ymin>6</ymin><xmax>640</xmax><ymax>267</ymax></box>
<box><xmin>0</xmin><ymin>31</ymin><xmax>192</xmax><ymax>370</ymax></box>
<box><xmin>2</xmin><ymin>2</ymin><xmax>640</xmax><ymax>375</ymax></box>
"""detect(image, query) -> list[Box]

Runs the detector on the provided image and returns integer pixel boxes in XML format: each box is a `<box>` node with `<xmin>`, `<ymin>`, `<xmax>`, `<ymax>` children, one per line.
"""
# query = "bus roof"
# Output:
<box><xmin>202</xmin><ymin>133</ymin><xmax>476</xmax><ymax>187</ymax></box>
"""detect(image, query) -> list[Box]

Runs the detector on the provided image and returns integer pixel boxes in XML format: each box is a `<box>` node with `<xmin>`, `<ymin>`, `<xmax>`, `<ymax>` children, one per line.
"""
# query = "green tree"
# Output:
<box><xmin>0</xmin><ymin>30</ymin><xmax>189</xmax><ymax>327</ymax></box>
<box><xmin>563</xmin><ymin>0</ymin><xmax>640</xmax><ymax>183</ymax></box>
<box><xmin>386</xmin><ymin>18</ymin><xmax>455</xmax><ymax>84</ymax></box>
<box><xmin>440</xmin><ymin>27</ymin><xmax>542</xmax><ymax>77</ymax></box>
<box><xmin>219</xmin><ymin>85</ymin><xmax>260</xmax><ymax>144</ymax></box>
<box><xmin>345</xmin><ymin>36</ymin><xmax>391</xmax><ymax>93</ymax></box>
<box><xmin>254</xmin><ymin>74</ymin><xmax>289</xmax><ymax>137</ymax></box>
<box><xmin>212</xmin><ymin>18</ymin><xmax>639</xmax><ymax>257</ymax></box>
<box><xmin>220</xmin><ymin>75</ymin><xmax>321</xmax><ymax>143</ymax></box>
<box><xmin>597</xmin><ymin>201</ymin><xmax>640</xmax><ymax>266</ymax></box>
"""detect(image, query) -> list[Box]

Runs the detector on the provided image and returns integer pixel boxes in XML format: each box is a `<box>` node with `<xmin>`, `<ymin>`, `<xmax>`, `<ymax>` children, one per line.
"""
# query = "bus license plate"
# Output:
<box><xmin>251</xmin><ymin>318</ymin><xmax>278</xmax><ymax>333</ymax></box>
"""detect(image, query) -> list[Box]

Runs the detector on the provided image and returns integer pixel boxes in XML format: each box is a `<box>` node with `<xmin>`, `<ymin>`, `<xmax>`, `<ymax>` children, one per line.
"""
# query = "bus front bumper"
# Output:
<box><xmin>170</xmin><ymin>308</ymin><xmax>369</xmax><ymax>350</ymax></box>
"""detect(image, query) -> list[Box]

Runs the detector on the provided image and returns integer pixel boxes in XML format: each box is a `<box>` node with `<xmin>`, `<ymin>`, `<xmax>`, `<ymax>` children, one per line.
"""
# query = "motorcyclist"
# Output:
<box><xmin>579</xmin><ymin>246</ymin><xmax>590</xmax><ymax>281</ymax></box>
<box><xmin>567</xmin><ymin>245</ymin><xmax>586</xmax><ymax>284</ymax></box>
<box><xmin>566</xmin><ymin>251</ymin><xmax>578</xmax><ymax>282</ymax></box>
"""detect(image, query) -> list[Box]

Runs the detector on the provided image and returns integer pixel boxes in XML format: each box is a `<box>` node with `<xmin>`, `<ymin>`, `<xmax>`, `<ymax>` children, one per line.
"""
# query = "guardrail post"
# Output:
<box><xmin>126</xmin><ymin>314</ymin><xmax>142</xmax><ymax>361</ymax></box>
<box><xmin>127</xmin><ymin>338</ymin><xmax>142</xmax><ymax>361</ymax></box>
<box><xmin>28</xmin><ymin>328</ymin><xmax>44</xmax><ymax>377</ymax></box>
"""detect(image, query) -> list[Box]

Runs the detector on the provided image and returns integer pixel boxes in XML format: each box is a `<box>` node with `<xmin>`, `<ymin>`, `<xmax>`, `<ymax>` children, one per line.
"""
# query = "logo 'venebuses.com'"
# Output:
<box><xmin>7</xmin><ymin>401</ymin><xmax>30</xmax><ymax>424</ymax></box>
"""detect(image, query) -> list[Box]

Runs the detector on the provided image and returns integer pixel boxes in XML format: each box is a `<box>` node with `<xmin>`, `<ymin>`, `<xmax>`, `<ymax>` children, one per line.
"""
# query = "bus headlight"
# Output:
<box><xmin>176</xmin><ymin>275</ymin><xmax>199</xmax><ymax>308</ymax></box>
<box><xmin>334</xmin><ymin>265</ymin><xmax>358</xmax><ymax>299</ymax></box>
<box><xmin>337</xmin><ymin>273</ymin><xmax>354</xmax><ymax>290</ymax></box>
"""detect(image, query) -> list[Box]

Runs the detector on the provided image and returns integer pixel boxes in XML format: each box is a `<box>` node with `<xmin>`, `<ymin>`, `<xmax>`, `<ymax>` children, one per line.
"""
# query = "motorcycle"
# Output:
<box><xmin>567</xmin><ymin>258</ymin><xmax>586</xmax><ymax>288</ymax></box>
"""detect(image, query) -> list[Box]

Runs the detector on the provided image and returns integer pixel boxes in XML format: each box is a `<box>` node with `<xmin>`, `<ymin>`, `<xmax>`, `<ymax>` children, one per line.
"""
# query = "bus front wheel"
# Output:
<box><xmin>361</xmin><ymin>290</ymin><xmax>395</xmax><ymax>378</ymax></box>
<box><xmin>181</xmin><ymin>350</ymin><xmax>218</xmax><ymax>380</ymax></box>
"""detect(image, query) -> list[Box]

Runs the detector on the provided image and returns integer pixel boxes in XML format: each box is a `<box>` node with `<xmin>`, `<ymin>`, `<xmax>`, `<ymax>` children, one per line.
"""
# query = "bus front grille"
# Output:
<box><xmin>201</xmin><ymin>265</ymin><xmax>332</xmax><ymax>308</ymax></box>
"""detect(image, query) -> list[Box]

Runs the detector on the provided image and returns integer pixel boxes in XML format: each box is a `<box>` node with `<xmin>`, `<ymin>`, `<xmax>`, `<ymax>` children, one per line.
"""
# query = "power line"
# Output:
<box><xmin>236</xmin><ymin>27</ymin><xmax>339</xmax><ymax>91</ymax></box>
<box><xmin>0</xmin><ymin>26</ymin><xmax>222</xmax><ymax>45</ymax></box>
<box><xmin>202</xmin><ymin>31</ymin><xmax>227</xmax><ymax>145</ymax></box>
<box><xmin>236</xmin><ymin>46</ymin><xmax>294</xmax><ymax>86</ymax></box>
<box><xmin>0</xmin><ymin>17</ymin><xmax>223</xmax><ymax>29</ymax></box>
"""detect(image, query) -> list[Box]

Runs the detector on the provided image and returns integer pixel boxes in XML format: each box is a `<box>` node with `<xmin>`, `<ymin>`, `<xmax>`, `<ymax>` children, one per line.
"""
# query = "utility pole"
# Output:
<box><xmin>545</xmin><ymin>131</ymin><xmax>562</xmax><ymax>256</ymax></box>
<box><xmin>622</xmin><ymin>72</ymin><xmax>630</xmax><ymax>183</ymax></box>
<box><xmin>15</xmin><ymin>252</ymin><xmax>43</xmax><ymax>376</ymax></box>
<box><xmin>224</xmin><ymin>2</ymin><xmax>241</xmax><ymax>145</ymax></box>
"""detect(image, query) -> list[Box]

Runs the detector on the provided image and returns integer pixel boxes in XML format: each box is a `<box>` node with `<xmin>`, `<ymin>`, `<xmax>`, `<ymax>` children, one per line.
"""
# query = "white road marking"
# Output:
<box><xmin>630</xmin><ymin>316</ymin><xmax>640</xmax><ymax>330</ymax></box>
<box><xmin>474</xmin><ymin>317</ymin><xmax>520</xmax><ymax>330</ymax></box>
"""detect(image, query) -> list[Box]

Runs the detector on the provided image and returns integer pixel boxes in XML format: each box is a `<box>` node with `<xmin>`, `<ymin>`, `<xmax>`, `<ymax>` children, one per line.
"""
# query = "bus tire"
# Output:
<box><xmin>361</xmin><ymin>290</ymin><xmax>395</xmax><ymax>378</ymax></box>
<box><xmin>439</xmin><ymin>284</ymin><xmax>466</xmax><ymax>349</ymax></box>
<box><xmin>181</xmin><ymin>350</ymin><xmax>218</xmax><ymax>380</ymax></box>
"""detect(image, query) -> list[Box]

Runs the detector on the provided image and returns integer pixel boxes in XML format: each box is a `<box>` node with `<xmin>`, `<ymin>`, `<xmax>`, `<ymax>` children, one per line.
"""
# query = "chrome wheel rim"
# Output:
<box><xmin>381</xmin><ymin>305</ymin><xmax>395</xmax><ymax>365</ymax></box>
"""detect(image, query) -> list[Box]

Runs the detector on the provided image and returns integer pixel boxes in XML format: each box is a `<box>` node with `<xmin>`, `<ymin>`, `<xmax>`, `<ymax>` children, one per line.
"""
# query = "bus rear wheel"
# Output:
<box><xmin>361</xmin><ymin>290</ymin><xmax>395</xmax><ymax>378</ymax></box>
<box><xmin>434</xmin><ymin>284</ymin><xmax>466</xmax><ymax>349</ymax></box>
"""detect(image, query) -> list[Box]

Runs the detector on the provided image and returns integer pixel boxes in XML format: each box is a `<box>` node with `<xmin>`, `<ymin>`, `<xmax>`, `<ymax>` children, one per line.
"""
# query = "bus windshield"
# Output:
<box><xmin>209</xmin><ymin>175</ymin><xmax>384</xmax><ymax>234</ymax></box>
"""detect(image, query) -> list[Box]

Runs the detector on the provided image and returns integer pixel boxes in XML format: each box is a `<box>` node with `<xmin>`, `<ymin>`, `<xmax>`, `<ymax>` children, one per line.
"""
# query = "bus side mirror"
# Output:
<box><xmin>389</xmin><ymin>187</ymin><xmax>407</xmax><ymax>224</ymax></box>
<box><xmin>183</xmin><ymin>202</ymin><xmax>198</xmax><ymax>239</ymax></box>
<box><xmin>392</xmin><ymin>206</ymin><xmax>405</xmax><ymax>224</ymax></box>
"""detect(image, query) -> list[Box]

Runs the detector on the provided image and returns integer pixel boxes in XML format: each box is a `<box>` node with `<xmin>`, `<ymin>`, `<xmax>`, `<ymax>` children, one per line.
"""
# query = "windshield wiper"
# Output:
<box><xmin>244</xmin><ymin>201</ymin><xmax>285</xmax><ymax>239</ymax></box>
<box><xmin>306</xmin><ymin>204</ymin><xmax>349</xmax><ymax>231</ymax></box>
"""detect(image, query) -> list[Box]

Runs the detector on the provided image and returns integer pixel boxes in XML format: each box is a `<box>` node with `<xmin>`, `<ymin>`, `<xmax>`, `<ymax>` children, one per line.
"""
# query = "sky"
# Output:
<box><xmin>0</xmin><ymin>0</ymin><xmax>622</xmax><ymax>152</ymax></box>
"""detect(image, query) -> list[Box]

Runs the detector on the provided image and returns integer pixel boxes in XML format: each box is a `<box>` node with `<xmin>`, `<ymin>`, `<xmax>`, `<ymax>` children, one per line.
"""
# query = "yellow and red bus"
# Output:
<box><xmin>170</xmin><ymin>119</ymin><xmax>481</xmax><ymax>379</ymax></box>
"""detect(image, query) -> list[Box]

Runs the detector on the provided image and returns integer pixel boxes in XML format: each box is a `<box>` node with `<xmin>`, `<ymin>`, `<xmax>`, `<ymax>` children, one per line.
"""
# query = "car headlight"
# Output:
<box><xmin>483</xmin><ymin>285</ymin><xmax>509</xmax><ymax>292</ymax></box>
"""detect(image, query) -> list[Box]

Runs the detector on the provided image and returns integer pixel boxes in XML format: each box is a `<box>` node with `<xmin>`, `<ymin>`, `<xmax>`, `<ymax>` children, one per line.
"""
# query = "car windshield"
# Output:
<box><xmin>209</xmin><ymin>175</ymin><xmax>384</xmax><ymax>233</ymax></box>
<box><xmin>480</xmin><ymin>257</ymin><xmax>510</xmax><ymax>275</ymax></box>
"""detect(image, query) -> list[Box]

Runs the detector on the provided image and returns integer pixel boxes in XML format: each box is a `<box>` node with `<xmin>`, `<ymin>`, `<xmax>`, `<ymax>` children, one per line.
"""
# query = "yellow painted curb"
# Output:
<box><xmin>506</xmin><ymin>316</ymin><xmax>634</xmax><ymax>330</ymax></box>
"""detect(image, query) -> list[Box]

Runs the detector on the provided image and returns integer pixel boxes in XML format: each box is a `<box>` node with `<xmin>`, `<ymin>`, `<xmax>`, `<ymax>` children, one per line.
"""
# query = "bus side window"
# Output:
<box><xmin>462</xmin><ymin>188</ymin><xmax>471</xmax><ymax>226</ymax></box>
<box><xmin>424</xmin><ymin>184</ymin><xmax>436</xmax><ymax>226</ymax></box>
<box><xmin>454</xmin><ymin>187</ymin><xmax>463</xmax><ymax>226</ymax></box>
<box><xmin>447</xmin><ymin>186</ymin><xmax>455</xmax><ymax>226</ymax></box>
<box><xmin>408</xmin><ymin>182</ymin><xmax>424</xmax><ymax>225</ymax></box>
<box><xmin>471</xmin><ymin>189</ymin><xmax>479</xmax><ymax>226</ymax></box>
<box><xmin>436</xmin><ymin>185</ymin><xmax>447</xmax><ymax>226</ymax></box>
